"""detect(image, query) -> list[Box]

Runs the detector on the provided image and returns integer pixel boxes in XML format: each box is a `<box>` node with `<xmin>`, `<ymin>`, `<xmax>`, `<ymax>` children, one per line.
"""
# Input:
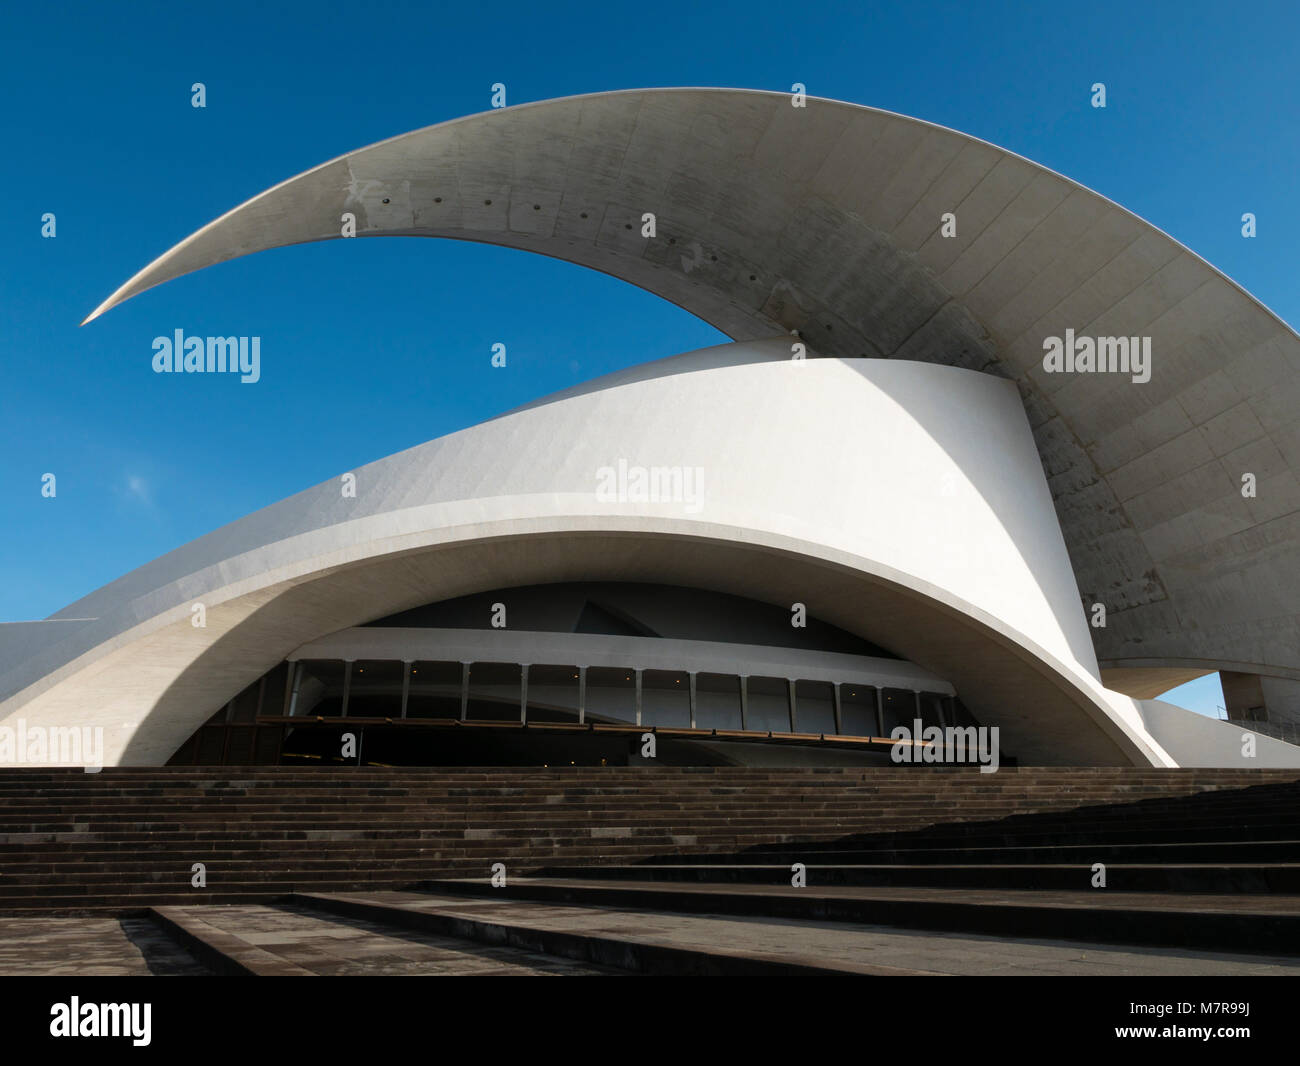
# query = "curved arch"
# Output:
<box><xmin>2</xmin><ymin>343</ymin><xmax>1178</xmax><ymax>766</ymax></box>
<box><xmin>39</xmin><ymin>525</ymin><xmax>1158</xmax><ymax>768</ymax></box>
<box><xmin>83</xmin><ymin>88</ymin><xmax>1296</xmax><ymax>340</ymax></box>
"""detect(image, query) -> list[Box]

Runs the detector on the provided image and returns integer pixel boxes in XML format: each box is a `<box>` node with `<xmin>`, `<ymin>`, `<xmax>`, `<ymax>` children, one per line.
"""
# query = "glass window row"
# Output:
<box><xmin>272</xmin><ymin>658</ymin><xmax>963</xmax><ymax>737</ymax></box>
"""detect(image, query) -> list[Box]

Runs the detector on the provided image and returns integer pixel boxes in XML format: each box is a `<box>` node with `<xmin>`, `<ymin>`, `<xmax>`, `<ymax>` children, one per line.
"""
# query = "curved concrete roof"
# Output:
<box><xmin>84</xmin><ymin>88</ymin><xmax>1300</xmax><ymax>686</ymax></box>
<box><xmin>3</xmin><ymin>342</ymin><xmax>1177</xmax><ymax>766</ymax></box>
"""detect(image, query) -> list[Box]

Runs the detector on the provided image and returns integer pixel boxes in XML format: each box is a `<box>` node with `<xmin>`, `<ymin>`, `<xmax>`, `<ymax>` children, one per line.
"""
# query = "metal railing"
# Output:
<box><xmin>1238</xmin><ymin>720</ymin><xmax>1300</xmax><ymax>746</ymax></box>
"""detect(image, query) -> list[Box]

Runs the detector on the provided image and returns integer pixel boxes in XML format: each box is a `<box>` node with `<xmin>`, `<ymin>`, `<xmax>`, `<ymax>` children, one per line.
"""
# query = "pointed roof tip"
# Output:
<box><xmin>81</xmin><ymin>294</ymin><xmax>119</xmax><ymax>326</ymax></box>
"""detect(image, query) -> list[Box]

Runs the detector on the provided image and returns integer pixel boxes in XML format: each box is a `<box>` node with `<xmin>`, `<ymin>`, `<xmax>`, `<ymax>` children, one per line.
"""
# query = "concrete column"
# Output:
<box><xmin>688</xmin><ymin>672</ymin><xmax>698</xmax><ymax>729</ymax></box>
<box><xmin>220</xmin><ymin>699</ymin><xmax>235</xmax><ymax>764</ymax></box>
<box><xmin>340</xmin><ymin>661</ymin><xmax>353</xmax><ymax>717</ymax></box>
<box><xmin>400</xmin><ymin>661</ymin><xmax>411</xmax><ymax>719</ymax></box>
<box><xmin>459</xmin><ymin>662</ymin><xmax>470</xmax><ymax>722</ymax></box>
<box><xmin>520</xmin><ymin>664</ymin><xmax>529</xmax><ymax>725</ymax></box>
<box><xmin>578</xmin><ymin>666</ymin><xmax>587</xmax><ymax>725</ymax></box>
<box><xmin>287</xmin><ymin>662</ymin><xmax>304</xmax><ymax>717</ymax></box>
<box><xmin>739</xmin><ymin>675</ymin><xmax>749</xmax><ymax>731</ymax></box>
<box><xmin>281</xmin><ymin>662</ymin><xmax>297</xmax><ymax>715</ymax></box>
<box><xmin>832</xmin><ymin>684</ymin><xmax>843</xmax><ymax>736</ymax></box>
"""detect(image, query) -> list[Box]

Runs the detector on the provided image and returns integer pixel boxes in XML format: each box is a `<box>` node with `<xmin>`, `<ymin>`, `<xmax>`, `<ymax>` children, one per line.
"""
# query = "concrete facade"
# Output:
<box><xmin>0</xmin><ymin>341</ymin><xmax>1203</xmax><ymax>766</ymax></box>
<box><xmin>3</xmin><ymin>89</ymin><xmax>1297</xmax><ymax>768</ymax></box>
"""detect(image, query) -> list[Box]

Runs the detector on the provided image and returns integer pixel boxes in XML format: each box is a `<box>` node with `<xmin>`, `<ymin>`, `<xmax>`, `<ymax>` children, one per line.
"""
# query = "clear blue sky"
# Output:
<box><xmin>4</xmin><ymin>0</ymin><xmax>1297</xmax><ymax>719</ymax></box>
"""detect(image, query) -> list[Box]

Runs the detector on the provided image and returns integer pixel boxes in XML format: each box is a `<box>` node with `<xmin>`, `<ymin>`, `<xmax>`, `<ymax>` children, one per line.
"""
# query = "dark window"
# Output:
<box><xmin>345</xmin><ymin>660</ymin><xmax>405</xmax><ymax>717</ymax></box>
<box><xmin>746</xmin><ymin>676</ymin><xmax>791</xmax><ymax>733</ymax></box>
<box><xmin>642</xmin><ymin>670</ymin><xmax>690</xmax><ymax>728</ymax></box>
<box><xmin>948</xmin><ymin>697</ymin><xmax>980</xmax><ymax>729</ymax></box>
<box><xmin>881</xmin><ymin>688</ymin><xmax>918</xmax><ymax>733</ymax></box>
<box><xmin>526</xmin><ymin>664</ymin><xmax>581</xmax><ymax>723</ymax></box>
<box><xmin>839</xmin><ymin>684</ymin><xmax>876</xmax><ymax>736</ymax></box>
<box><xmin>405</xmin><ymin>661</ymin><xmax>463</xmax><ymax>719</ymax></box>
<box><xmin>695</xmin><ymin>673</ymin><xmax>742</xmax><ymax>731</ymax></box>
<box><xmin>293</xmin><ymin>660</ymin><xmax>347</xmax><ymax>717</ymax></box>
<box><xmin>466</xmin><ymin>662</ymin><xmax>522</xmax><ymax>721</ymax></box>
<box><xmin>585</xmin><ymin>666</ymin><xmax>637</xmax><ymax>724</ymax></box>
<box><xmin>794</xmin><ymin>679</ymin><xmax>836</xmax><ymax>735</ymax></box>
<box><xmin>919</xmin><ymin>692</ymin><xmax>947</xmax><ymax>730</ymax></box>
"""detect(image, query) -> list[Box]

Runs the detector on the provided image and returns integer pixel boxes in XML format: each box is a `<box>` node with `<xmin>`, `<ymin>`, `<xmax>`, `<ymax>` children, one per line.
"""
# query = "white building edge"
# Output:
<box><xmin>4</xmin><ymin>88</ymin><xmax>1299</xmax><ymax>769</ymax></box>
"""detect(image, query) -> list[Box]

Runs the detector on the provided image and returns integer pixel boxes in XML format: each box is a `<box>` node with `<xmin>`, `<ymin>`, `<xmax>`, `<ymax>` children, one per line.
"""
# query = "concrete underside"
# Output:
<box><xmin>16</xmin><ymin>532</ymin><xmax>1142</xmax><ymax>766</ymax></box>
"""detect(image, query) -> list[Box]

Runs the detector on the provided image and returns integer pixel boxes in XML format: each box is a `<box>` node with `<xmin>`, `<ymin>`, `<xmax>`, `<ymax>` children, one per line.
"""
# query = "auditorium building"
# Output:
<box><xmin>4</xmin><ymin>88</ymin><xmax>1299</xmax><ymax>771</ymax></box>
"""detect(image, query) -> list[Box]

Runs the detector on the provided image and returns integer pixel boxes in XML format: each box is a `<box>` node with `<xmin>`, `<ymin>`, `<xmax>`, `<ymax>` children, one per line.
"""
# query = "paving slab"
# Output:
<box><xmin>172</xmin><ymin>903</ymin><xmax>620</xmax><ymax>976</ymax></box>
<box><xmin>0</xmin><ymin>916</ymin><xmax>209</xmax><ymax>976</ymax></box>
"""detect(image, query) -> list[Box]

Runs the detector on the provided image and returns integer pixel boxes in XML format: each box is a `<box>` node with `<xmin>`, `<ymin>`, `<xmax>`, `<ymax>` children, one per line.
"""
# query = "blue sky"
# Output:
<box><xmin>4</xmin><ymin>0</ymin><xmax>1297</xmax><ymax>719</ymax></box>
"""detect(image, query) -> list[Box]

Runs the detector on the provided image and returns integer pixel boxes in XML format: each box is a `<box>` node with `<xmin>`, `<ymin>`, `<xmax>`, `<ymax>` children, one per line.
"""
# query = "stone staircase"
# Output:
<box><xmin>536</xmin><ymin>774</ymin><xmax>1300</xmax><ymax>892</ymax></box>
<box><xmin>2</xmin><ymin>766</ymin><xmax>1297</xmax><ymax>914</ymax></box>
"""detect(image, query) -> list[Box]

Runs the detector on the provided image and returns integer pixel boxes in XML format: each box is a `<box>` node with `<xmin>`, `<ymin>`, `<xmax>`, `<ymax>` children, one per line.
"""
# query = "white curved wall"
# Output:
<box><xmin>0</xmin><ymin>338</ymin><xmax>1196</xmax><ymax>766</ymax></box>
<box><xmin>1136</xmin><ymin>699</ymin><xmax>1300</xmax><ymax>768</ymax></box>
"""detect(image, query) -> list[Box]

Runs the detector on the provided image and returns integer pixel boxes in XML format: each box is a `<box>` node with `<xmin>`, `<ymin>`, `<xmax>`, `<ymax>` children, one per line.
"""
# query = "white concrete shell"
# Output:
<box><xmin>6</xmin><ymin>89</ymin><xmax>1299</xmax><ymax>769</ymax></box>
<box><xmin>0</xmin><ymin>339</ymin><xmax>1212</xmax><ymax>767</ymax></box>
<box><xmin>82</xmin><ymin>88</ymin><xmax>1300</xmax><ymax>698</ymax></box>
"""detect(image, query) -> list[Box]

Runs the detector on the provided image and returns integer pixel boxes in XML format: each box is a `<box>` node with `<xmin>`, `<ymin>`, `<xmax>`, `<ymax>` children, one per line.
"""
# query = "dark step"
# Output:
<box><xmin>679</xmin><ymin>840</ymin><xmax>1300</xmax><ymax>864</ymax></box>
<box><xmin>418</xmin><ymin>877</ymin><xmax>1300</xmax><ymax>956</ymax></box>
<box><xmin>536</xmin><ymin>861</ymin><xmax>1300</xmax><ymax>892</ymax></box>
<box><xmin>290</xmin><ymin>891</ymin><xmax>931</xmax><ymax>976</ymax></box>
